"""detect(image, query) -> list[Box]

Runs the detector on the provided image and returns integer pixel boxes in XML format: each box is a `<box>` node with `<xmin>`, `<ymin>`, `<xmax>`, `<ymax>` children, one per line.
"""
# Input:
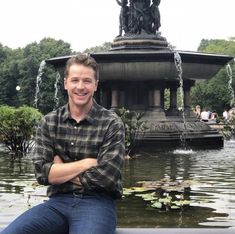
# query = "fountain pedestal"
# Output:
<box><xmin>46</xmin><ymin>49</ymin><xmax>232</xmax><ymax>150</ymax></box>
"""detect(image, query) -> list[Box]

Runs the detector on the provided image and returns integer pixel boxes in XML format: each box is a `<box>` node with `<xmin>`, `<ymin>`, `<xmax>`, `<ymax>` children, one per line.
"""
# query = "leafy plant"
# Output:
<box><xmin>115</xmin><ymin>108</ymin><xmax>147</xmax><ymax>156</ymax></box>
<box><xmin>0</xmin><ymin>105</ymin><xmax>42</xmax><ymax>156</ymax></box>
<box><xmin>123</xmin><ymin>178</ymin><xmax>193</xmax><ymax>211</ymax></box>
<box><xmin>222</xmin><ymin>111</ymin><xmax>235</xmax><ymax>139</ymax></box>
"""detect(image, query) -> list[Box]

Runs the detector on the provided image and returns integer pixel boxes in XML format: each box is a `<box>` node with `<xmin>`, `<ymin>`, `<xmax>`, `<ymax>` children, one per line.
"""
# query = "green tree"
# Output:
<box><xmin>0</xmin><ymin>38</ymin><xmax>74</xmax><ymax>113</ymax></box>
<box><xmin>0</xmin><ymin>43</ymin><xmax>9</xmax><ymax>63</ymax></box>
<box><xmin>83</xmin><ymin>42</ymin><xmax>112</xmax><ymax>53</ymax></box>
<box><xmin>191</xmin><ymin>38</ymin><xmax>235</xmax><ymax>113</ymax></box>
<box><xmin>18</xmin><ymin>38</ymin><xmax>73</xmax><ymax>113</ymax></box>
<box><xmin>0</xmin><ymin>45</ymin><xmax>23</xmax><ymax>106</ymax></box>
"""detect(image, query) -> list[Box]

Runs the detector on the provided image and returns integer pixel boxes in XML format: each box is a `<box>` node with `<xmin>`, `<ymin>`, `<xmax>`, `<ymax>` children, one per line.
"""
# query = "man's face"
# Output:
<box><xmin>64</xmin><ymin>64</ymin><xmax>98</xmax><ymax>109</ymax></box>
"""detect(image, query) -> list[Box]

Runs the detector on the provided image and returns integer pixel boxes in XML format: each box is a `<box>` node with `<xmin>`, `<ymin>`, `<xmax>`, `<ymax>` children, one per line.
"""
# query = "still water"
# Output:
<box><xmin>0</xmin><ymin>141</ymin><xmax>235</xmax><ymax>228</ymax></box>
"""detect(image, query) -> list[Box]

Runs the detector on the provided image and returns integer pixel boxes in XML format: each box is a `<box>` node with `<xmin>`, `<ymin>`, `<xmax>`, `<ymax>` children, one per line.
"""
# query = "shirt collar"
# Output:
<box><xmin>62</xmin><ymin>100</ymin><xmax>99</xmax><ymax>125</ymax></box>
<box><xmin>85</xmin><ymin>99</ymin><xmax>99</xmax><ymax>124</ymax></box>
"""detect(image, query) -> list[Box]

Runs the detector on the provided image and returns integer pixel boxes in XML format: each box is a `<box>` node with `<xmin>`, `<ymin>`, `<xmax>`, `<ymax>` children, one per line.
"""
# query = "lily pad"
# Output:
<box><xmin>151</xmin><ymin>201</ymin><xmax>162</xmax><ymax>209</ymax></box>
<box><xmin>135</xmin><ymin>192</ymin><xmax>157</xmax><ymax>201</ymax></box>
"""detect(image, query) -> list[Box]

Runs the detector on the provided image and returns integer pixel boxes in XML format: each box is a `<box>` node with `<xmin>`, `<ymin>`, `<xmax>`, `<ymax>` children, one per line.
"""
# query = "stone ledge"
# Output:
<box><xmin>0</xmin><ymin>228</ymin><xmax>234</xmax><ymax>233</ymax></box>
<box><xmin>116</xmin><ymin>228</ymin><xmax>235</xmax><ymax>234</ymax></box>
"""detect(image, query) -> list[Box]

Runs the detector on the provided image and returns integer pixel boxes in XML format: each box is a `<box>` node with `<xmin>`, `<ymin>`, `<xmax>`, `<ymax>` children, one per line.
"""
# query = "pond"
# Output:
<box><xmin>0</xmin><ymin>140</ymin><xmax>235</xmax><ymax>229</ymax></box>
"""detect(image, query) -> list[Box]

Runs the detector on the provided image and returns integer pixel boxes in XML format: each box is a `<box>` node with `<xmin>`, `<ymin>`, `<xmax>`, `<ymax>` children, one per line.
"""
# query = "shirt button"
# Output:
<box><xmin>71</xmin><ymin>142</ymin><xmax>74</xmax><ymax>146</ymax></box>
<box><xmin>74</xmin><ymin>126</ymin><xmax>77</xmax><ymax>129</ymax></box>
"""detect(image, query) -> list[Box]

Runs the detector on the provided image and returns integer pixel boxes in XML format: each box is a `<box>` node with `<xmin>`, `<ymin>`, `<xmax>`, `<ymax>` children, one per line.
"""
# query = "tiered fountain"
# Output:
<box><xmin>46</xmin><ymin>0</ymin><xmax>233</xmax><ymax>150</ymax></box>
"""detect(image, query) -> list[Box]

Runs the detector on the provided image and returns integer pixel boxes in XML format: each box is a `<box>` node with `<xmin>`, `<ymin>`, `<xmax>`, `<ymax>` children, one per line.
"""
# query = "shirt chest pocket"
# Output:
<box><xmin>78</xmin><ymin>142</ymin><xmax>99</xmax><ymax>158</ymax></box>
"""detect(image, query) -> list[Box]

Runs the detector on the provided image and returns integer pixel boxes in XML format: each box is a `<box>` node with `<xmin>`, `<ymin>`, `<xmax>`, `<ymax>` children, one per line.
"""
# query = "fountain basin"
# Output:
<box><xmin>46</xmin><ymin>50</ymin><xmax>232</xmax><ymax>81</ymax></box>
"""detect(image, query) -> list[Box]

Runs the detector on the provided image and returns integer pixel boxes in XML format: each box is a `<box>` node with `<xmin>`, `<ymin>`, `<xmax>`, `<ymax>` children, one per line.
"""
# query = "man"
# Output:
<box><xmin>2</xmin><ymin>54</ymin><xmax>125</xmax><ymax>234</ymax></box>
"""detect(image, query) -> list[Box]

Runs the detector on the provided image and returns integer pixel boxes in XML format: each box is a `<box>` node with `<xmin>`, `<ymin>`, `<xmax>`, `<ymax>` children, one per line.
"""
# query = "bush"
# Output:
<box><xmin>222</xmin><ymin>112</ymin><xmax>235</xmax><ymax>140</ymax></box>
<box><xmin>0</xmin><ymin>105</ymin><xmax>42</xmax><ymax>156</ymax></box>
<box><xmin>115</xmin><ymin>108</ymin><xmax>147</xmax><ymax>156</ymax></box>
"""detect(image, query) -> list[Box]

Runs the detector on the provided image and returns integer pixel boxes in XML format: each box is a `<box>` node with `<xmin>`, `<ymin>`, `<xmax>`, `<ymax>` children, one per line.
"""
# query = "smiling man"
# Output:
<box><xmin>1</xmin><ymin>54</ymin><xmax>125</xmax><ymax>234</ymax></box>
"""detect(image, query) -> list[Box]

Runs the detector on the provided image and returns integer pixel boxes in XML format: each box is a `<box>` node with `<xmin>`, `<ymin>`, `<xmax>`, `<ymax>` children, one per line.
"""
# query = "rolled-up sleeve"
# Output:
<box><xmin>79</xmin><ymin>117</ymin><xmax>125</xmax><ymax>193</ymax></box>
<box><xmin>33</xmin><ymin>118</ymin><xmax>54</xmax><ymax>185</ymax></box>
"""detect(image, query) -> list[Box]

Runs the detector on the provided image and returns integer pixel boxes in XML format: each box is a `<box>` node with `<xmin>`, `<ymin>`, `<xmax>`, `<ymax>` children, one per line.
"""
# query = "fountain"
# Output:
<box><xmin>46</xmin><ymin>0</ymin><xmax>233</xmax><ymax>150</ymax></box>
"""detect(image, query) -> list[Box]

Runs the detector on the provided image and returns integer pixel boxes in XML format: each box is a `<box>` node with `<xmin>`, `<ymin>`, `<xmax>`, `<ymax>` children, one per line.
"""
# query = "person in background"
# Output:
<box><xmin>1</xmin><ymin>54</ymin><xmax>125</xmax><ymax>234</ymax></box>
<box><xmin>200</xmin><ymin>108</ymin><xmax>210</xmax><ymax>122</ymax></box>
<box><xmin>194</xmin><ymin>105</ymin><xmax>201</xmax><ymax>119</ymax></box>
<box><xmin>210</xmin><ymin>110</ymin><xmax>218</xmax><ymax>122</ymax></box>
<box><xmin>228</xmin><ymin>107</ymin><xmax>235</xmax><ymax>121</ymax></box>
<box><xmin>223</xmin><ymin>109</ymin><xmax>229</xmax><ymax>123</ymax></box>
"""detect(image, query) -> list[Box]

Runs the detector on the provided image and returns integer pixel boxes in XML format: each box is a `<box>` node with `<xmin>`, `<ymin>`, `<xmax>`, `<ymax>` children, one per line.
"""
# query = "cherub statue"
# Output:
<box><xmin>150</xmin><ymin>0</ymin><xmax>161</xmax><ymax>33</ymax></box>
<box><xmin>132</xmin><ymin>0</ymin><xmax>146</xmax><ymax>34</ymax></box>
<box><xmin>116</xmin><ymin>0</ymin><xmax>129</xmax><ymax>36</ymax></box>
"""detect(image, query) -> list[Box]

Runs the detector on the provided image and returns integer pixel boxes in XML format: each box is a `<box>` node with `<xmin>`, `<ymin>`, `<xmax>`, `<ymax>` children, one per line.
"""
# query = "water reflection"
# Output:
<box><xmin>0</xmin><ymin>141</ymin><xmax>234</xmax><ymax>228</ymax></box>
<box><xmin>118</xmin><ymin>140</ymin><xmax>235</xmax><ymax>227</ymax></box>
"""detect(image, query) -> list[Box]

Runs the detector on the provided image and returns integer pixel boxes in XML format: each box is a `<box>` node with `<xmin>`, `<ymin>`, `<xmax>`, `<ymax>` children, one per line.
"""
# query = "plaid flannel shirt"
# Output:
<box><xmin>33</xmin><ymin>100</ymin><xmax>125</xmax><ymax>199</ymax></box>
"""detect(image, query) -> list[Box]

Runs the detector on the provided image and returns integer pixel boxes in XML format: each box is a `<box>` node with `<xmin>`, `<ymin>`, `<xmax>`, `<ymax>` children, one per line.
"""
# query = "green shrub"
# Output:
<box><xmin>222</xmin><ymin>112</ymin><xmax>235</xmax><ymax>140</ymax></box>
<box><xmin>115</xmin><ymin>108</ymin><xmax>147</xmax><ymax>156</ymax></box>
<box><xmin>0</xmin><ymin>105</ymin><xmax>42</xmax><ymax>156</ymax></box>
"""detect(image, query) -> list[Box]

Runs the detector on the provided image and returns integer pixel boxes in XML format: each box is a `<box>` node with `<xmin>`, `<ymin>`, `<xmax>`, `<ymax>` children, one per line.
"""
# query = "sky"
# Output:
<box><xmin>0</xmin><ymin>0</ymin><xmax>234</xmax><ymax>52</ymax></box>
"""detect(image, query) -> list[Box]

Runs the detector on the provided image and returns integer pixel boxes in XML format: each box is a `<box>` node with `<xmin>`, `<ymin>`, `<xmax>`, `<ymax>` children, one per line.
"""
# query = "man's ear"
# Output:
<box><xmin>95</xmin><ymin>80</ymin><xmax>99</xmax><ymax>92</ymax></box>
<box><xmin>64</xmin><ymin>78</ymin><xmax>67</xmax><ymax>90</ymax></box>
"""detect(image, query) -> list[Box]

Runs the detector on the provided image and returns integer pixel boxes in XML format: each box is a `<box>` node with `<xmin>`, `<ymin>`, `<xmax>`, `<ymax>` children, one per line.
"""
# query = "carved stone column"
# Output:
<box><xmin>153</xmin><ymin>89</ymin><xmax>161</xmax><ymax>108</ymax></box>
<box><xmin>111</xmin><ymin>89</ymin><xmax>119</xmax><ymax>109</ymax></box>
<box><xmin>144</xmin><ymin>82</ymin><xmax>166</xmax><ymax>123</ymax></box>
<box><xmin>147</xmin><ymin>81</ymin><xmax>164</xmax><ymax>110</ymax></box>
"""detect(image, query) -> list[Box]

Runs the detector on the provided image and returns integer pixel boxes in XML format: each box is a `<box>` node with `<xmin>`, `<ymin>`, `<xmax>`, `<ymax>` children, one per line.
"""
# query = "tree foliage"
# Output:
<box><xmin>0</xmin><ymin>105</ymin><xmax>42</xmax><ymax>155</ymax></box>
<box><xmin>191</xmin><ymin>38</ymin><xmax>235</xmax><ymax>114</ymax></box>
<box><xmin>0</xmin><ymin>45</ymin><xmax>23</xmax><ymax>106</ymax></box>
<box><xmin>0</xmin><ymin>38</ymin><xmax>73</xmax><ymax>114</ymax></box>
<box><xmin>0</xmin><ymin>39</ymin><xmax>113</xmax><ymax>114</ymax></box>
<box><xmin>83</xmin><ymin>42</ymin><xmax>112</xmax><ymax>53</ymax></box>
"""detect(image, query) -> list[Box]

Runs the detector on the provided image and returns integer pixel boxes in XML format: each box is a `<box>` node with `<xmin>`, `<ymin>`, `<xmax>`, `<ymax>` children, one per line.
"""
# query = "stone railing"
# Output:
<box><xmin>0</xmin><ymin>228</ymin><xmax>234</xmax><ymax>233</ymax></box>
<box><xmin>115</xmin><ymin>228</ymin><xmax>235</xmax><ymax>234</ymax></box>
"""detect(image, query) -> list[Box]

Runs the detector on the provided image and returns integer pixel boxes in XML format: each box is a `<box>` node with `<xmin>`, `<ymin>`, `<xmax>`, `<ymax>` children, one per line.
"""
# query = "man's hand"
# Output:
<box><xmin>70</xmin><ymin>176</ymin><xmax>81</xmax><ymax>186</ymax></box>
<box><xmin>53</xmin><ymin>155</ymin><xmax>64</xmax><ymax>164</ymax></box>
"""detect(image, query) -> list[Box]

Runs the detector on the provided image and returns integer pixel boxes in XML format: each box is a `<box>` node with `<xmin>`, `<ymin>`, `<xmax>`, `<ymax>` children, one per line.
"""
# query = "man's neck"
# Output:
<box><xmin>69</xmin><ymin>101</ymin><xmax>93</xmax><ymax>123</ymax></box>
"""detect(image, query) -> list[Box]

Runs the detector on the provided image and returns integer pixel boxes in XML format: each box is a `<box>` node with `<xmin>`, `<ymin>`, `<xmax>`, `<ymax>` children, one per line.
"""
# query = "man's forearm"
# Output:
<box><xmin>48</xmin><ymin>158</ymin><xmax>97</xmax><ymax>185</ymax></box>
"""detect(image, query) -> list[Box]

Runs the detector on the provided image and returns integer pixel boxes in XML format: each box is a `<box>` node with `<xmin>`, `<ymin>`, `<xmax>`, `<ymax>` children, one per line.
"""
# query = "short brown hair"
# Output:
<box><xmin>64</xmin><ymin>53</ymin><xmax>99</xmax><ymax>80</ymax></box>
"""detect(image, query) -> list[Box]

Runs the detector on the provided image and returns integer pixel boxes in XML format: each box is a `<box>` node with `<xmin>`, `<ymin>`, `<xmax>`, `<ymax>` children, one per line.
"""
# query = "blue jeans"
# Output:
<box><xmin>1</xmin><ymin>193</ymin><xmax>116</xmax><ymax>234</ymax></box>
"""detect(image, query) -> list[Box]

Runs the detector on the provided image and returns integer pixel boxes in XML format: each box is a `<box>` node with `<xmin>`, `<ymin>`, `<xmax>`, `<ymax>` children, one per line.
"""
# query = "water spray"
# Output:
<box><xmin>226</xmin><ymin>64</ymin><xmax>234</xmax><ymax>107</ymax></box>
<box><xmin>174</xmin><ymin>52</ymin><xmax>188</xmax><ymax>148</ymax></box>
<box><xmin>54</xmin><ymin>72</ymin><xmax>61</xmax><ymax>110</ymax></box>
<box><xmin>34</xmin><ymin>60</ymin><xmax>46</xmax><ymax>108</ymax></box>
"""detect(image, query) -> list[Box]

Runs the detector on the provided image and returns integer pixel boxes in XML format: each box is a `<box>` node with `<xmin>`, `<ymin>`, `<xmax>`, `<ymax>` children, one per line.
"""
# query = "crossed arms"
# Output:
<box><xmin>48</xmin><ymin>156</ymin><xmax>97</xmax><ymax>185</ymax></box>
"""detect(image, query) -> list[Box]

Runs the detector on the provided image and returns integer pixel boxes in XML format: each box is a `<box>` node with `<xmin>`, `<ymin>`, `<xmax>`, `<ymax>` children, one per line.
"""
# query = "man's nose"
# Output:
<box><xmin>77</xmin><ymin>81</ymin><xmax>84</xmax><ymax>89</ymax></box>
